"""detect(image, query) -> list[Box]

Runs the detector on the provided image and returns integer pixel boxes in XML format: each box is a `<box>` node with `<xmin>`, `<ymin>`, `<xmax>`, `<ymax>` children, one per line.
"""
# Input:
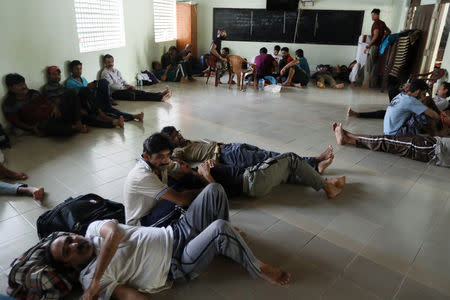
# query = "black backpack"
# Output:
<box><xmin>37</xmin><ymin>193</ymin><xmax>125</xmax><ymax>239</ymax></box>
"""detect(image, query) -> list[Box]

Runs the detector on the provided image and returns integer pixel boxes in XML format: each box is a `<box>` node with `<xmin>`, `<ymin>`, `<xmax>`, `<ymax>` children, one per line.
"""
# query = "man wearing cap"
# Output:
<box><xmin>2</xmin><ymin>73</ymin><xmax>87</xmax><ymax>136</ymax></box>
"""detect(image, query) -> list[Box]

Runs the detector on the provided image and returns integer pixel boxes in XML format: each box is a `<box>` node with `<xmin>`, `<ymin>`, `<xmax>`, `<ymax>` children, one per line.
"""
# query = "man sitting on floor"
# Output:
<box><xmin>101</xmin><ymin>54</ymin><xmax>172</xmax><ymax>102</ymax></box>
<box><xmin>332</xmin><ymin>122</ymin><xmax>450</xmax><ymax>168</ymax></box>
<box><xmin>161</xmin><ymin>46</ymin><xmax>191</xmax><ymax>83</ymax></box>
<box><xmin>161</xmin><ymin>126</ymin><xmax>334</xmax><ymax>174</ymax></box>
<box><xmin>383</xmin><ymin>79</ymin><xmax>441</xmax><ymax>136</ymax></box>
<box><xmin>280</xmin><ymin>49</ymin><xmax>310</xmax><ymax>88</ymax></box>
<box><xmin>278</xmin><ymin>47</ymin><xmax>293</xmax><ymax>72</ymax></box>
<box><xmin>433</xmin><ymin>81</ymin><xmax>450</xmax><ymax>111</ymax></box>
<box><xmin>45</xmin><ymin>216</ymin><xmax>290</xmax><ymax>300</ymax></box>
<box><xmin>179</xmin><ymin>44</ymin><xmax>200</xmax><ymax>78</ymax></box>
<box><xmin>3</xmin><ymin>73</ymin><xmax>87</xmax><ymax>136</ymax></box>
<box><xmin>311</xmin><ymin>65</ymin><xmax>344</xmax><ymax>89</ymax></box>
<box><xmin>66</xmin><ymin>60</ymin><xmax>142</xmax><ymax>123</ymax></box>
<box><xmin>42</xmin><ymin>66</ymin><xmax>67</xmax><ymax>100</ymax></box>
<box><xmin>152</xmin><ymin>61</ymin><xmax>181</xmax><ymax>82</ymax></box>
<box><xmin>247</xmin><ymin>47</ymin><xmax>277</xmax><ymax>84</ymax></box>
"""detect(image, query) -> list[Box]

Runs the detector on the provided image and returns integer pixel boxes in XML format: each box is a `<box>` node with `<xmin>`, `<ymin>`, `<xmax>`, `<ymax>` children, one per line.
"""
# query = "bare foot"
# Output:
<box><xmin>162</xmin><ymin>90</ymin><xmax>172</xmax><ymax>102</ymax></box>
<box><xmin>318</xmin><ymin>154</ymin><xmax>334</xmax><ymax>175</ymax></box>
<box><xmin>162</xmin><ymin>86</ymin><xmax>170</xmax><ymax>95</ymax></box>
<box><xmin>317</xmin><ymin>82</ymin><xmax>325</xmax><ymax>89</ymax></box>
<box><xmin>293</xmin><ymin>83</ymin><xmax>303</xmax><ymax>88</ymax></box>
<box><xmin>333</xmin><ymin>83</ymin><xmax>344</xmax><ymax>89</ymax></box>
<box><xmin>323</xmin><ymin>176</ymin><xmax>345</xmax><ymax>199</ymax></box>
<box><xmin>4</xmin><ymin>170</ymin><xmax>28</xmax><ymax>180</ymax></box>
<box><xmin>282</xmin><ymin>81</ymin><xmax>292</xmax><ymax>87</ymax></box>
<box><xmin>180</xmin><ymin>77</ymin><xmax>188</xmax><ymax>84</ymax></box>
<box><xmin>81</xmin><ymin>125</ymin><xmax>89</xmax><ymax>134</ymax></box>
<box><xmin>360</xmin><ymin>85</ymin><xmax>369</xmax><ymax>89</ymax></box>
<box><xmin>316</xmin><ymin>145</ymin><xmax>334</xmax><ymax>162</ymax></box>
<box><xmin>114</xmin><ymin>115</ymin><xmax>124</xmax><ymax>128</ymax></box>
<box><xmin>32</xmin><ymin>187</ymin><xmax>45</xmax><ymax>201</ymax></box>
<box><xmin>347</xmin><ymin>107</ymin><xmax>359</xmax><ymax>117</ymax></box>
<box><xmin>136</xmin><ymin>112</ymin><xmax>144</xmax><ymax>121</ymax></box>
<box><xmin>333</xmin><ymin>123</ymin><xmax>346</xmax><ymax>145</ymax></box>
<box><xmin>259</xmin><ymin>261</ymin><xmax>291</xmax><ymax>286</ymax></box>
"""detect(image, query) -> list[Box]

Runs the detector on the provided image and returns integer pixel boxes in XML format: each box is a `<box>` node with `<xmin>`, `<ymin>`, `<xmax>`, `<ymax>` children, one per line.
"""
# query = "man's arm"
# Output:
<box><xmin>160</xmin><ymin>188</ymin><xmax>201</xmax><ymax>206</ymax></box>
<box><xmin>112</xmin><ymin>285</ymin><xmax>149</xmax><ymax>300</ymax></box>
<box><xmin>365</xmin><ymin>29</ymin><xmax>379</xmax><ymax>53</ymax></box>
<box><xmin>210</xmin><ymin>43</ymin><xmax>226</xmax><ymax>61</ymax></box>
<box><xmin>82</xmin><ymin>221</ymin><xmax>122</xmax><ymax>300</ymax></box>
<box><xmin>424</xmin><ymin>108</ymin><xmax>440</xmax><ymax>120</ymax></box>
<box><xmin>385</xmin><ymin>25</ymin><xmax>391</xmax><ymax>36</ymax></box>
<box><xmin>182</xmin><ymin>52</ymin><xmax>192</xmax><ymax>61</ymax></box>
<box><xmin>280</xmin><ymin>59</ymin><xmax>300</xmax><ymax>75</ymax></box>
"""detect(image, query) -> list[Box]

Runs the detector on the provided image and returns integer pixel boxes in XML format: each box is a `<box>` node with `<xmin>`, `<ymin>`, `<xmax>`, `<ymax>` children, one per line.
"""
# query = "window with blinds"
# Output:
<box><xmin>153</xmin><ymin>0</ymin><xmax>177</xmax><ymax>42</ymax></box>
<box><xmin>74</xmin><ymin>0</ymin><xmax>126</xmax><ymax>53</ymax></box>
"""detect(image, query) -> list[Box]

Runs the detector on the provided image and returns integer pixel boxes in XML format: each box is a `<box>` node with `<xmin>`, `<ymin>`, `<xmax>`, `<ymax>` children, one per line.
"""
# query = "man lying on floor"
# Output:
<box><xmin>332</xmin><ymin>122</ymin><xmax>450</xmax><ymax>168</ymax></box>
<box><xmin>161</xmin><ymin>126</ymin><xmax>334</xmax><ymax>174</ymax></box>
<box><xmin>45</xmin><ymin>212</ymin><xmax>290</xmax><ymax>299</ymax></box>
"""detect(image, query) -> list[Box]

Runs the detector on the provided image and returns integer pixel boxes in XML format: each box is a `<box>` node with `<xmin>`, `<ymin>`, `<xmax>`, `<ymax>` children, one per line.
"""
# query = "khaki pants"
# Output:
<box><xmin>362</xmin><ymin>45</ymin><xmax>379</xmax><ymax>87</ymax></box>
<box><xmin>242</xmin><ymin>152</ymin><xmax>326</xmax><ymax>197</ymax></box>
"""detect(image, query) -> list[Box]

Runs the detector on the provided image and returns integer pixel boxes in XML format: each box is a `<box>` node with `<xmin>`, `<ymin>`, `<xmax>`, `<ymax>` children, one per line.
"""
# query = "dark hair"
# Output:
<box><xmin>161</xmin><ymin>126</ymin><xmax>177</xmax><ymax>137</ymax></box>
<box><xmin>169</xmin><ymin>46</ymin><xmax>177</xmax><ymax>52</ymax></box>
<box><xmin>103</xmin><ymin>54</ymin><xmax>113</xmax><ymax>62</ymax></box>
<box><xmin>151</xmin><ymin>61</ymin><xmax>159</xmax><ymax>70</ymax></box>
<box><xmin>409</xmin><ymin>79</ymin><xmax>429</xmax><ymax>93</ymax></box>
<box><xmin>442</xmin><ymin>82</ymin><xmax>450</xmax><ymax>97</ymax></box>
<box><xmin>372</xmin><ymin>8</ymin><xmax>380</xmax><ymax>15</ymax></box>
<box><xmin>281</xmin><ymin>47</ymin><xmax>289</xmax><ymax>52</ymax></box>
<box><xmin>69</xmin><ymin>60</ymin><xmax>82</xmax><ymax>71</ymax></box>
<box><xmin>260</xmin><ymin>47</ymin><xmax>268</xmax><ymax>54</ymax></box>
<box><xmin>295</xmin><ymin>49</ymin><xmax>304</xmax><ymax>58</ymax></box>
<box><xmin>274</xmin><ymin>45</ymin><xmax>281</xmax><ymax>51</ymax></box>
<box><xmin>5</xmin><ymin>73</ymin><xmax>25</xmax><ymax>88</ymax></box>
<box><xmin>143</xmin><ymin>133</ymin><xmax>173</xmax><ymax>156</ymax></box>
<box><xmin>222</xmin><ymin>47</ymin><xmax>230</xmax><ymax>53</ymax></box>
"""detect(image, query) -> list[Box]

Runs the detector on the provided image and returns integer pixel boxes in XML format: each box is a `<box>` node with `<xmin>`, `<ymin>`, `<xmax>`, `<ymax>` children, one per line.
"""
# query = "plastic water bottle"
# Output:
<box><xmin>136</xmin><ymin>73</ymin><xmax>143</xmax><ymax>87</ymax></box>
<box><xmin>258</xmin><ymin>78</ymin><xmax>265</xmax><ymax>90</ymax></box>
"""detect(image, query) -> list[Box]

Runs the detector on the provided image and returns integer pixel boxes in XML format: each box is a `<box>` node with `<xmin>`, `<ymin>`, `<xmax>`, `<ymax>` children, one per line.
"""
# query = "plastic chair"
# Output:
<box><xmin>227</xmin><ymin>55</ymin><xmax>257</xmax><ymax>91</ymax></box>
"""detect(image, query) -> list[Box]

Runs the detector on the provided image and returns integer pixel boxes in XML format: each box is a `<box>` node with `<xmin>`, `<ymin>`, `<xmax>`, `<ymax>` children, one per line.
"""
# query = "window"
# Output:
<box><xmin>153</xmin><ymin>0</ymin><xmax>176</xmax><ymax>42</ymax></box>
<box><xmin>74</xmin><ymin>0</ymin><xmax>126</xmax><ymax>53</ymax></box>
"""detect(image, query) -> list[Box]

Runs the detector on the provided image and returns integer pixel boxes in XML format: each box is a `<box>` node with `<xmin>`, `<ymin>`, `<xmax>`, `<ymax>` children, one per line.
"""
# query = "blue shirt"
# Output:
<box><xmin>298</xmin><ymin>57</ymin><xmax>311</xmax><ymax>80</ymax></box>
<box><xmin>65</xmin><ymin>76</ymin><xmax>88</xmax><ymax>92</ymax></box>
<box><xmin>383</xmin><ymin>93</ymin><xmax>428</xmax><ymax>135</ymax></box>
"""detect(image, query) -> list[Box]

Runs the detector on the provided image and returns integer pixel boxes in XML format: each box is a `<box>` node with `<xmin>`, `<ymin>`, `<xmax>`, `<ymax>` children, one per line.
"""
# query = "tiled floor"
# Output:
<box><xmin>1</xmin><ymin>79</ymin><xmax>449</xmax><ymax>299</ymax></box>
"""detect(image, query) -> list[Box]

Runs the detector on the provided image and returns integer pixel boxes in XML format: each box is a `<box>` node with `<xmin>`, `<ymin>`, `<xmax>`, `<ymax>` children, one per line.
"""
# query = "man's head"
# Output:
<box><xmin>168</xmin><ymin>46</ymin><xmax>178</xmax><ymax>56</ymax></box>
<box><xmin>142</xmin><ymin>133</ymin><xmax>174</xmax><ymax>171</ymax></box>
<box><xmin>103</xmin><ymin>54</ymin><xmax>114</xmax><ymax>69</ymax></box>
<box><xmin>295</xmin><ymin>49</ymin><xmax>304</xmax><ymax>59</ymax></box>
<box><xmin>5</xmin><ymin>73</ymin><xmax>28</xmax><ymax>97</ymax></box>
<box><xmin>437</xmin><ymin>82</ymin><xmax>450</xmax><ymax>98</ymax></box>
<box><xmin>46</xmin><ymin>233</ymin><xmax>94</xmax><ymax>270</ymax></box>
<box><xmin>371</xmin><ymin>9</ymin><xmax>380</xmax><ymax>21</ymax></box>
<box><xmin>152</xmin><ymin>61</ymin><xmax>162</xmax><ymax>71</ymax></box>
<box><xmin>161</xmin><ymin>126</ymin><xmax>186</xmax><ymax>147</ymax></box>
<box><xmin>221</xmin><ymin>47</ymin><xmax>230</xmax><ymax>56</ymax></box>
<box><xmin>69</xmin><ymin>60</ymin><xmax>83</xmax><ymax>78</ymax></box>
<box><xmin>260</xmin><ymin>47</ymin><xmax>268</xmax><ymax>54</ymax></box>
<box><xmin>274</xmin><ymin>45</ymin><xmax>281</xmax><ymax>55</ymax></box>
<box><xmin>185</xmin><ymin>44</ymin><xmax>192</xmax><ymax>52</ymax></box>
<box><xmin>217</xmin><ymin>29</ymin><xmax>227</xmax><ymax>40</ymax></box>
<box><xmin>47</xmin><ymin>66</ymin><xmax>61</xmax><ymax>84</ymax></box>
<box><xmin>408</xmin><ymin>79</ymin><xmax>429</xmax><ymax>98</ymax></box>
<box><xmin>281</xmin><ymin>47</ymin><xmax>290</xmax><ymax>59</ymax></box>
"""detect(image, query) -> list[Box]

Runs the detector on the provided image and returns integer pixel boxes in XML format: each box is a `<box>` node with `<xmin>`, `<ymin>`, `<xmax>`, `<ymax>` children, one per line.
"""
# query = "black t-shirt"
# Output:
<box><xmin>210</xmin><ymin>38</ymin><xmax>222</xmax><ymax>56</ymax></box>
<box><xmin>210</xmin><ymin>165</ymin><xmax>244</xmax><ymax>198</ymax></box>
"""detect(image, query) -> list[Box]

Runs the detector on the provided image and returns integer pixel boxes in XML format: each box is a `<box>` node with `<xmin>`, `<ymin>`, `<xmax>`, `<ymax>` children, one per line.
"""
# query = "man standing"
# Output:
<box><xmin>101</xmin><ymin>54</ymin><xmax>172</xmax><ymax>102</ymax></box>
<box><xmin>362</xmin><ymin>9</ymin><xmax>391</xmax><ymax>88</ymax></box>
<box><xmin>209</xmin><ymin>29</ymin><xmax>229</xmax><ymax>86</ymax></box>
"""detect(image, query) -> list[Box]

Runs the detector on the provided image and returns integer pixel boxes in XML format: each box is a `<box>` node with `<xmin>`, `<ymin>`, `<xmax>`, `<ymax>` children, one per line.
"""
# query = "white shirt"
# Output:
<box><xmin>433</xmin><ymin>96</ymin><xmax>449</xmax><ymax>111</ymax></box>
<box><xmin>123</xmin><ymin>159</ymin><xmax>178</xmax><ymax>226</ymax></box>
<box><xmin>271</xmin><ymin>53</ymin><xmax>282</xmax><ymax>63</ymax></box>
<box><xmin>101</xmin><ymin>68</ymin><xmax>127</xmax><ymax>92</ymax></box>
<box><xmin>79</xmin><ymin>220</ymin><xmax>174</xmax><ymax>299</ymax></box>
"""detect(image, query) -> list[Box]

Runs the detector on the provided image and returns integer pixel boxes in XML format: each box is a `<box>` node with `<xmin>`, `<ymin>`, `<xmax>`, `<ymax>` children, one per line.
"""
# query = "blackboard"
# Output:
<box><xmin>213</xmin><ymin>8</ymin><xmax>364</xmax><ymax>45</ymax></box>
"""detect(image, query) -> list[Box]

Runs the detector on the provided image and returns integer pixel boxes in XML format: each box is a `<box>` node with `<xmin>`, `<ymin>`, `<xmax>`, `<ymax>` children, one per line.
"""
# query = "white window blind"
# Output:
<box><xmin>74</xmin><ymin>0</ymin><xmax>126</xmax><ymax>53</ymax></box>
<box><xmin>153</xmin><ymin>0</ymin><xmax>176</xmax><ymax>43</ymax></box>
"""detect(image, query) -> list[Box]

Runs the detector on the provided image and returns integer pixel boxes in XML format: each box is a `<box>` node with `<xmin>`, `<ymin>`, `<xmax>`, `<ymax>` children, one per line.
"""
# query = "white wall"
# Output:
<box><xmin>0</xmin><ymin>0</ymin><xmax>174</xmax><ymax>102</ymax></box>
<box><xmin>195</xmin><ymin>0</ymin><xmax>395</xmax><ymax>68</ymax></box>
<box><xmin>390</xmin><ymin>0</ymin><xmax>409</xmax><ymax>33</ymax></box>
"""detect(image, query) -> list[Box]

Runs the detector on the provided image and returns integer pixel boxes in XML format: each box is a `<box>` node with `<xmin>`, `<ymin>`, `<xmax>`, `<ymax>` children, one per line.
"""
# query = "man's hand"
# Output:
<box><xmin>198</xmin><ymin>162</ymin><xmax>211</xmax><ymax>177</ymax></box>
<box><xmin>87</xmin><ymin>81</ymin><xmax>97</xmax><ymax>89</ymax></box>
<box><xmin>205</xmin><ymin>159</ymin><xmax>219</xmax><ymax>168</ymax></box>
<box><xmin>364</xmin><ymin>47</ymin><xmax>369</xmax><ymax>54</ymax></box>
<box><xmin>221</xmin><ymin>56</ymin><xmax>228</xmax><ymax>62</ymax></box>
<box><xmin>82</xmin><ymin>278</ymin><xmax>100</xmax><ymax>300</ymax></box>
<box><xmin>125</xmin><ymin>84</ymin><xmax>136</xmax><ymax>90</ymax></box>
<box><xmin>280</xmin><ymin>67</ymin><xmax>286</xmax><ymax>76</ymax></box>
<box><xmin>51</xmin><ymin>106</ymin><xmax>61</xmax><ymax>118</ymax></box>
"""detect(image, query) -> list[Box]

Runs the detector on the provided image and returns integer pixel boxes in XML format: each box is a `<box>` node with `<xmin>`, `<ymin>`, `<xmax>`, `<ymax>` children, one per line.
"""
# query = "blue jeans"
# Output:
<box><xmin>95</xmin><ymin>79</ymin><xmax>135</xmax><ymax>121</ymax></box>
<box><xmin>220</xmin><ymin>143</ymin><xmax>318</xmax><ymax>170</ymax></box>
<box><xmin>0</xmin><ymin>181</ymin><xmax>26</xmax><ymax>195</ymax></box>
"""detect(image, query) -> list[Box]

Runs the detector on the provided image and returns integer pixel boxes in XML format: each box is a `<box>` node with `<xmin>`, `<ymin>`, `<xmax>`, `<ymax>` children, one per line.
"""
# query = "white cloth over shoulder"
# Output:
<box><xmin>349</xmin><ymin>35</ymin><xmax>370</xmax><ymax>83</ymax></box>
